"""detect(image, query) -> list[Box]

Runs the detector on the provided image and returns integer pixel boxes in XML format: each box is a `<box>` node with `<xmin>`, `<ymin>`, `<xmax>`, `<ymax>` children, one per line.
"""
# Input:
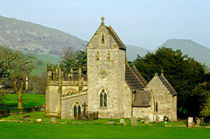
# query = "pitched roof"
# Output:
<box><xmin>106</xmin><ymin>26</ymin><xmax>126</xmax><ymax>50</ymax></box>
<box><xmin>125</xmin><ymin>64</ymin><xmax>147</xmax><ymax>90</ymax></box>
<box><xmin>130</xmin><ymin>66</ymin><xmax>147</xmax><ymax>87</ymax></box>
<box><xmin>158</xmin><ymin>74</ymin><xmax>177</xmax><ymax>96</ymax></box>
<box><xmin>133</xmin><ymin>90</ymin><xmax>150</xmax><ymax>107</ymax></box>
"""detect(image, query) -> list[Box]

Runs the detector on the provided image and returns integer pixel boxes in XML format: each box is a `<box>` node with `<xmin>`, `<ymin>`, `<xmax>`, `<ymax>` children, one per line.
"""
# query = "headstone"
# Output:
<box><xmin>120</xmin><ymin>119</ymin><xmax>125</xmax><ymax>125</ymax></box>
<box><xmin>163</xmin><ymin>116</ymin><xmax>169</xmax><ymax>124</ymax></box>
<box><xmin>196</xmin><ymin>118</ymin><xmax>201</xmax><ymax>126</ymax></box>
<box><xmin>187</xmin><ymin>117</ymin><xmax>193</xmax><ymax>128</ymax></box>
<box><xmin>37</xmin><ymin>118</ymin><xmax>42</xmax><ymax>122</ymax></box>
<box><xmin>108</xmin><ymin>121</ymin><xmax>115</xmax><ymax>124</ymax></box>
<box><xmin>131</xmin><ymin>117</ymin><xmax>137</xmax><ymax>125</ymax></box>
<box><xmin>51</xmin><ymin>117</ymin><xmax>56</xmax><ymax>123</ymax></box>
<box><xmin>155</xmin><ymin>115</ymin><xmax>160</xmax><ymax>124</ymax></box>
<box><xmin>144</xmin><ymin>116</ymin><xmax>149</xmax><ymax>124</ymax></box>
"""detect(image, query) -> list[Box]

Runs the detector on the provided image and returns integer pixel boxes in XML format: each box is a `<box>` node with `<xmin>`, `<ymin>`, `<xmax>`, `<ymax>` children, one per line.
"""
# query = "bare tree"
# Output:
<box><xmin>62</xmin><ymin>47</ymin><xmax>75</xmax><ymax>59</ymax></box>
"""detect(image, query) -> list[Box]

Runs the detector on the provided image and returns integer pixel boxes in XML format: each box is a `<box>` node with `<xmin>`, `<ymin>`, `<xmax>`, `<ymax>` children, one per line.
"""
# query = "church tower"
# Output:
<box><xmin>87</xmin><ymin>17</ymin><xmax>126</xmax><ymax>118</ymax></box>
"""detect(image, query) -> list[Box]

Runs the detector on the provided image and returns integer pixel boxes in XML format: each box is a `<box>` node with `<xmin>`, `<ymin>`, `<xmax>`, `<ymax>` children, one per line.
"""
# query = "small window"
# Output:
<box><xmin>102</xmin><ymin>34</ymin><xmax>104</xmax><ymax>44</ymax></box>
<box><xmin>156</xmin><ymin>102</ymin><xmax>158</xmax><ymax>112</ymax></box>
<box><xmin>107</xmin><ymin>51</ymin><xmax>110</xmax><ymax>61</ymax></box>
<box><xmin>96</xmin><ymin>51</ymin><xmax>99</xmax><ymax>61</ymax></box>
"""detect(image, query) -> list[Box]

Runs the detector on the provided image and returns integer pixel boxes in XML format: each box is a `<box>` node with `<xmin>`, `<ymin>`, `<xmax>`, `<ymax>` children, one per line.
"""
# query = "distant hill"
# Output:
<box><xmin>0</xmin><ymin>15</ymin><xmax>87</xmax><ymax>55</ymax></box>
<box><xmin>126</xmin><ymin>45</ymin><xmax>150</xmax><ymax>60</ymax></box>
<box><xmin>162</xmin><ymin>39</ymin><xmax>210</xmax><ymax>67</ymax></box>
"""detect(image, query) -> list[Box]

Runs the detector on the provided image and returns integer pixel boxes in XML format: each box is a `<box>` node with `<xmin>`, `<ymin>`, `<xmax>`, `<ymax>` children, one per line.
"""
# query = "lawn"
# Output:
<box><xmin>0</xmin><ymin>122</ymin><xmax>209</xmax><ymax>139</ymax></box>
<box><xmin>1</xmin><ymin>94</ymin><xmax>45</xmax><ymax>109</ymax></box>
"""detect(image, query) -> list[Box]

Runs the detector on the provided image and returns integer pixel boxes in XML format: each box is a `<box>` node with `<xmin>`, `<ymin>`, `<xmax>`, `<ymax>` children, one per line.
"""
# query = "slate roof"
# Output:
<box><xmin>125</xmin><ymin>64</ymin><xmax>151</xmax><ymax>107</ymax></box>
<box><xmin>125</xmin><ymin>64</ymin><xmax>145</xmax><ymax>90</ymax></box>
<box><xmin>106</xmin><ymin>26</ymin><xmax>126</xmax><ymax>50</ymax></box>
<box><xmin>158</xmin><ymin>74</ymin><xmax>177</xmax><ymax>96</ymax></box>
<box><xmin>130</xmin><ymin>66</ymin><xmax>147</xmax><ymax>87</ymax></box>
<box><xmin>133</xmin><ymin>90</ymin><xmax>150</xmax><ymax>107</ymax></box>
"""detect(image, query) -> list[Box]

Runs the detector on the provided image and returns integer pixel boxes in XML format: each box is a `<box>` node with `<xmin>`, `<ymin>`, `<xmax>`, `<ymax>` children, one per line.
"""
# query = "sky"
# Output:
<box><xmin>0</xmin><ymin>0</ymin><xmax>210</xmax><ymax>50</ymax></box>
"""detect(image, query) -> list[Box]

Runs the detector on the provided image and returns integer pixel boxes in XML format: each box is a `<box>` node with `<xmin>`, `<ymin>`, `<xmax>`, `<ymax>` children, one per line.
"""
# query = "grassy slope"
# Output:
<box><xmin>0</xmin><ymin>122</ymin><xmax>209</xmax><ymax>139</ymax></box>
<box><xmin>2</xmin><ymin>94</ymin><xmax>45</xmax><ymax>109</ymax></box>
<box><xmin>31</xmin><ymin>53</ymin><xmax>62</xmax><ymax>75</ymax></box>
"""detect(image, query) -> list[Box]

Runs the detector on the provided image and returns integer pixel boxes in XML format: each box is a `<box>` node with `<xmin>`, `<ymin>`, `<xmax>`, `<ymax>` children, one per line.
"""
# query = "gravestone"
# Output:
<box><xmin>155</xmin><ymin>115</ymin><xmax>160</xmax><ymax>124</ymax></box>
<box><xmin>144</xmin><ymin>116</ymin><xmax>149</xmax><ymax>124</ymax></box>
<box><xmin>120</xmin><ymin>119</ymin><xmax>125</xmax><ymax>125</ymax></box>
<box><xmin>187</xmin><ymin>117</ymin><xmax>193</xmax><ymax>128</ymax></box>
<box><xmin>51</xmin><ymin>117</ymin><xmax>56</xmax><ymax>123</ymax></box>
<box><xmin>108</xmin><ymin>121</ymin><xmax>115</xmax><ymax>124</ymax></box>
<box><xmin>196</xmin><ymin>118</ymin><xmax>201</xmax><ymax>126</ymax></box>
<box><xmin>131</xmin><ymin>117</ymin><xmax>137</xmax><ymax>125</ymax></box>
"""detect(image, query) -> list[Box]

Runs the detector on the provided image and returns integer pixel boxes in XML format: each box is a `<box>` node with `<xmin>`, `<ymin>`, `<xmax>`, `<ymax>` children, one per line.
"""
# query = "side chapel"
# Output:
<box><xmin>45</xmin><ymin>17</ymin><xmax>177</xmax><ymax>121</ymax></box>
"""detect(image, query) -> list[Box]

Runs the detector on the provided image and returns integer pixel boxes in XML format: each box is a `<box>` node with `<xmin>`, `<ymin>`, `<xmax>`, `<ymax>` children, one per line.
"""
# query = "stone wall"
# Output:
<box><xmin>87</xmin><ymin>24</ymin><xmax>126</xmax><ymax>118</ymax></box>
<box><xmin>61</xmin><ymin>92</ymin><xmax>87</xmax><ymax>119</ymax></box>
<box><xmin>133</xmin><ymin>107</ymin><xmax>153</xmax><ymax>121</ymax></box>
<box><xmin>45</xmin><ymin>85</ymin><xmax>61</xmax><ymax>117</ymax></box>
<box><xmin>123</xmin><ymin>82</ymin><xmax>132</xmax><ymax>118</ymax></box>
<box><xmin>146</xmin><ymin>75</ymin><xmax>177</xmax><ymax>121</ymax></box>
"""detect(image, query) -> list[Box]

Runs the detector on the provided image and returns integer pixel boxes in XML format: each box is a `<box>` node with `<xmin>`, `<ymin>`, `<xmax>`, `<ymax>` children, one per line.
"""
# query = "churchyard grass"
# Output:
<box><xmin>0</xmin><ymin>122</ymin><xmax>209</xmax><ymax>139</ymax></box>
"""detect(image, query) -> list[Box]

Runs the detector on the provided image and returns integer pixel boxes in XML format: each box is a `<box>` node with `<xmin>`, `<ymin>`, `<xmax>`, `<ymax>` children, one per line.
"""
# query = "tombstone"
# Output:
<box><xmin>196</xmin><ymin>118</ymin><xmax>201</xmax><ymax>126</ymax></box>
<box><xmin>120</xmin><ymin>119</ymin><xmax>125</xmax><ymax>125</ymax></box>
<box><xmin>163</xmin><ymin>116</ymin><xmax>169</xmax><ymax>124</ymax></box>
<box><xmin>155</xmin><ymin>115</ymin><xmax>160</xmax><ymax>124</ymax></box>
<box><xmin>108</xmin><ymin>121</ymin><xmax>115</xmax><ymax>124</ymax></box>
<box><xmin>144</xmin><ymin>116</ymin><xmax>149</xmax><ymax>124</ymax></box>
<box><xmin>131</xmin><ymin>117</ymin><xmax>137</xmax><ymax>125</ymax></box>
<box><xmin>51</xmin><ymin>117</ymin><xmax>56</xmax><ymax>123</ymax></box>
<box><xmin>187</xmin><ymin>117</ymin><xmax>194</xmax><ymax>128</ymax></box>
<box><xmin>37</xmin><ymin>118</ymin><xmax>42</xmax><ymax>122</ymax></box>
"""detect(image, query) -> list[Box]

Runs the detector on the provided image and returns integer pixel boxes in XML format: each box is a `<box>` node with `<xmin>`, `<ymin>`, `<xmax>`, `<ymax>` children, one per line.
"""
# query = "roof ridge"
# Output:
<box><xmin>108</xmin><ymin>26</ymin><xmax>126</xmax><ymax>49</ymax></box>
<box><xmin>132</xmin><ymin>65</ymin><xmax>147</xmax><ymax>86</ymax></box>
<box><xmin>126</xmin><ymin>64</ymin><xmax>145</xmax><ymax>88</ymax></box>
<box><xmin>159</xmin><ymin>74</ymin><xmax>177</xmax><ymax>96</ymax></box>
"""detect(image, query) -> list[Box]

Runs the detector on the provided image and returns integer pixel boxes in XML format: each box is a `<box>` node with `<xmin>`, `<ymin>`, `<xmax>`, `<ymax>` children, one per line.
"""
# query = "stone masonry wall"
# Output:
<box><xmin>61</xmin><ymin>92</ymin><xmax>87</xmax><ymax>119</ymax></box>
<box><xmin>87</xmin><ymin>24</ymin><xmax>126</xmax><ymax>118</ymax></box>
<box><xmin>146</xmin><ymin>75</ymin><xmax>177</xmax><ymax>121</ymax></box>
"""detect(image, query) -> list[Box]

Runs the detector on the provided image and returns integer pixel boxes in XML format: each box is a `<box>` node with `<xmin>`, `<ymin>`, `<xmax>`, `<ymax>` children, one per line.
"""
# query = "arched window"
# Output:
<box><xmin>102</xmin><ymin>34</ymin><xmax>104</xmax><ymax>44</ymax></box>
<box><xmin>96</xmin><ymin>51</ymin><xmax>99</xmax><ymax>61</ymax></box>
<box><xmin>74</xmin><ymin>105</ymin><xmax>77</xmax><ymax>118</ymax></box>
<box><xmin>104</xmin><ymin>93</ymin><xmax>107</xmax><ymax>107</ymax></box>
<box><xmin>100</xmin><ymin>93</ymin><xmax>103</xmax><ymax>107</ymax></box>
<box><xmin>156</xmin><ymin>102</ymin><xmax>158</xmax><ymax>112</ymax></box>
<box><xmin>99</xmin><ymin>89</ymin><xmax>107</xmax><ymax>107</ymax></box>
<box><xmin>78</xmin><ymin>105</ymin><xmax>81</xmax><ymax>118</ymax></box>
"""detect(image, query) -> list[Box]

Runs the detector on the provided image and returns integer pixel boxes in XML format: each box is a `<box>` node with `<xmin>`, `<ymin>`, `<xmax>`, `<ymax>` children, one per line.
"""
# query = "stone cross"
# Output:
<box><xmin>82</xmin><ymin>103</ymin><xmax>88</xmax><ymax>115</ymax></box>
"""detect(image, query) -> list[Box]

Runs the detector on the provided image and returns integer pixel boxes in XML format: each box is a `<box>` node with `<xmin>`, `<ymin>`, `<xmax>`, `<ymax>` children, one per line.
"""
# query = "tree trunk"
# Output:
<box><xmin>17</xmin><ymin>80</ymin><xmax>24</xmax><ymax>109</ymax></box>
<box><xmin>18</xmin><ymin>90</ymin><xmax>22</xmax><ymax>109</ymax></box>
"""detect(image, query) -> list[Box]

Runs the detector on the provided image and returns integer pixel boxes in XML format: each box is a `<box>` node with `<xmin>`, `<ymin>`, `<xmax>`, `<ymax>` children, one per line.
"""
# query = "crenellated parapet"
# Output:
<box><xmin>46</xmin><ymin>64</ymin><xmax>87</xmax><ymax>86</ymax></box>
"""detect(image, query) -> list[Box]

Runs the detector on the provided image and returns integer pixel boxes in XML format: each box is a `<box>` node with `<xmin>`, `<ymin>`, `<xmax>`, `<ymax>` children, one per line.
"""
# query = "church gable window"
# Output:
<box><xmin>102</xmin><ymin>34</ymin><xmax>104</xmax><ymax>44</ymax></box>
<box><xmin>96</xmin><ymin>51</ymin><xmax>99</xmax><ymax>61</ymax></box>
<box><xmin>99</xmin><ymin>89</ymin><xmax>107</xmax><ymax>108</ymax></box>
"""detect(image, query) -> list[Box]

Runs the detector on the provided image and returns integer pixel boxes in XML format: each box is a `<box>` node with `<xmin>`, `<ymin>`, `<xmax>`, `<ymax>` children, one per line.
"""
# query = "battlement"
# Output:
<box><xmin>46</xmin><ymin>64</ymin><xmax>87</xmax><ymax>82</ymax></box>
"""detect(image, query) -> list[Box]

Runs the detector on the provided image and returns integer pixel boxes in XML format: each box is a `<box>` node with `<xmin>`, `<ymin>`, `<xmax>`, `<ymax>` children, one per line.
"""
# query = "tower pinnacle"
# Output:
<box><xmin>101</xmin><ymin>16</ymin><xmax>104</xmax><ymax>25</ymax></box>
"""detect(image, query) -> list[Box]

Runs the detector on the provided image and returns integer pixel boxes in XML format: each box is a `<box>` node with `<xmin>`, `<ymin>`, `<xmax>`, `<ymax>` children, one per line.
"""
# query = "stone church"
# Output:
<box><xmin>45</xmin><ymin>17</ymin><xmax>177</xmax><ymax>121</ymax></box>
